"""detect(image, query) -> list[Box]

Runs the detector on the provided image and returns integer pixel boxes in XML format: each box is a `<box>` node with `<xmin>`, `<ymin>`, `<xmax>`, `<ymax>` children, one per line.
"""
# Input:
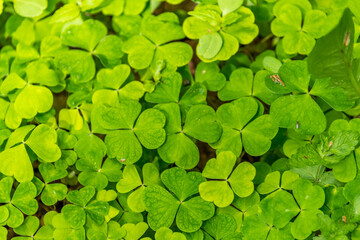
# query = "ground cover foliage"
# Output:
<box><xmin>0</xmin><ymin>0</ymin><xmax>360</xmax><ymax>239</ymax></box>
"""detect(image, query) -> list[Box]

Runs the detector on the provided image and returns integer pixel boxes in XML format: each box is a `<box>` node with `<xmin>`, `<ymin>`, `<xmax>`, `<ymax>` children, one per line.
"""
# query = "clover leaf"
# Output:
<box><xmin>144</xmin><ymin>167</ymin><xmax>215</xmax><ymax>232</ymax></box>
<box><xmin>121</xmin><ymin>222</ymin><xmax>148</xmax><ymax>240</ymax></box>
<box><xmin>202</xmin><ymin>214</ymin><xmax>241</xmax><ymax>239</ymax></box>
<box><xmin>260</xmin><ymin>190</ymin><xmax>300</xmax><ymax>229</ymax></box>
<box><xmin>155</xmin><ymin>227</ymin><xmax>186</xmax><ymax>240</ymax></box>
<box><xmin>218</xmin><ymin>68</ymin><xmax>280</xmax><ymax>104</ymax></box>
<box><xmin>13</xmin><ymin>216</ymin><xmax>39</xmax><ymax>239</ymax></box>
<box><xmin>0</xmin><ymin>177</ymin><xmax>38</xmax><ymax>228</ymax></box>
<box><xmin>39</xmin><ymin>163</ymin><xmax>68</xmax><ymax>206</ymax></box>
<box><xmin>62</xmin><ymin>186</ymin><xmax>110</xmax><ymax>228</ymax></box>
<box><xmin>52</xmin><ymin>212</ymin><xmax>85</xmax><ymax>240</ymax></box>
<box><xmin>257</xmin><ymin>170</ymin><xmax>299</xmax><ymax>195</ymax></box>
<box><xmin>199</xmin><ymin>151</ymin><xmax>256</xmax><ymax>207</ymax></box>
<box><xmin>13</xmin><ymin>0</ymin><xmax>47</xmax><ymax>18</ymax></box>
<box><xmin>92</xmin><ymin>64</ymin><xmax>144</xmax><ymax>105</ymax></box>
<box><xmin>291</xmin><ymin>178</ymin><xmax>325</xmax><ymax>239</ymax></box>
<box><xmin>266</xmin><ymin>60</ymin><xmax>354</xmax><ymax>135</ymax></box>
<box><xmin>123</xmin><ymin>12</ymin><xmax>192</xmax><ymax>70</ymax></box>
<box><xmin>116</xmin><ymin>163</ymin><xmax>161</xmax><ymax>213</ymax></box>
<box><xmin>183</xmin><ymin>4</ymin><xmax>258</xmax><ymax>62</ymax></box>
<box><xmin>216</xmin><ymin>192</ymin><xmax>260</xmax><ymax>232</ymax></box>
<box><xmin>88</xmin><ymin>220</ymin><xmax>126</xmax><ymax>240</ymax></box>
<box><xmin>0</xmin><ymin>124</ymin><xmax>61</xmax><ymax>182</ymax></box>
<box><xmin>241</xmin><ymin>215</ymin><xmax>293</xmax><ymax>240</ymax></box>
<box><xmin>155</xmin><ymin>103</ymin><xmax>222</xmax><ymax>169</ymax></box>
<box><xmin>61</xmin><ymin>19</ymin><xmax>124</xmax><ymax>68</ymax></box>
<box><xmin>0</xmin><ymin>73</ymin><xmax>54</xmax><ymax>129</ymax></box>
<box><xmin>92</xmin><ymin>100</ymin><xmax>166</xmax><ymax>164</ymax></box>
<box><xmin>145</xmin><ymin>71</ymin><xmax>207</xmax><ymax>112</ymax></box>
<box><xmin>75</xmin><ymin>134</ymin><xmax>122</xmax><ymax>189</ymax></box>
<box><xmin>211</xmin><ymin>97</ymin><xmax>278</xmax><ymax>157</ymax></box>
<box><xmin>271</xmin><ymin>4</ymin><xmax>327</xmax><ymax>55</ymax></box>
<box><xmin>195</xmin><ymin>61</ymin><xmax>226</xmax><ymax>92</ymax></box>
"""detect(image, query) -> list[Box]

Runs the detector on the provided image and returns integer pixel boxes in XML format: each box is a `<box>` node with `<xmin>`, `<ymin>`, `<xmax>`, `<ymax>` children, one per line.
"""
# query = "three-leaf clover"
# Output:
<box><xmin>0</xmin><ymin>73</ymin><xmax>54</xmax><ymax>129</ymax></box>
<box><xmin>57</xmin><ymin>19</ymin><xmax>124</xmax><ymax>83</ymax></box>
<box><xmin>211</xmin><ymin>97</ymin><xmax>278</xmax><ymax>157</ymax></box>
<box><xmin>75</xmin><ymin>134</ymin><xmax>123</xmax><ymax>190</ymax></box>
<box><xmin>145</xmin><ymin>71</ymin><xmax>207</xmax><ymax>112</ymax></box>
<box><xmin>0</xmin><ymin>124</ymin><xmax>61</xmax><ymax>182</ymax></box>
<box><xmin>61</xmin><ymin>186</ymin><xmax>109</xmax><ymax>229</ymax></box>
<box><xmin>0</xmin><ymin>177</ymin><xmax>38</xmax><ymax>228</ymax></box>
<box><xmin>271</xmin><ymin>3</ymin><xmax>327</xmax><ymax>54</ymax></box>
<box><xmin>144</xmin><ymin>167</ymin><xmax>215</xmax><ymax>232</ymax></box>
<box><xmin>122</xmin><ymin>12</ymin><xmax>193</xmax><ymax>70</ymax></box>
<box><xmin>116</xmin><ymin>163</ymin><xmax>161</xmax><ymax>213</ymax></box>
<box><xmin>92</xmin><ymin>64</ymin><xmax>144</xmax><ymax>105</ymax></box>
<box><xmin>91</xmin><ymin>100</ymin><xmax>166</xmax><ymax>164</ymax></box>
<box><xmin>183</xmin><ymin>4</ymin><xmax>258</xmax><ymax>62</ymax></box>
<box><xmin>266</xmin><ymin>60</ymin><xmax>354</xmax><ymax>135</ymax></box>
<box><xmin>199</xmin><ymin>151</ymin><xmax>256</xmax><ymax>207</ymax></box>
<box><xmin>155</xmin><ymin>103</ymin><xmax>222</xmax><ymax>169</ymax></box>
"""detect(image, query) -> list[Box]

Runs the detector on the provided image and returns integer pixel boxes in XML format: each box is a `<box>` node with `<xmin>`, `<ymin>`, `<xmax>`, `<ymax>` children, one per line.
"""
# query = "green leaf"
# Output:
<box><xmin>105</xmin><ymin>130</ymin><xmax>142</xmax><ymax>165</ymax></box>
<box><xmin>93</xmin><ymin>35</ymin><xmax>124</xmax><ymax>68</ymax></box>
<box><xmin>0</xmin><ymin>177</ymin><xmax>13</xmax><ymax>203</ymax></box>
<box><xmin>228</xmin><ymin>162</ymin><xmax>256</xmax><ymax>198</ymax></box>
<box><xmin>195</xmin><ymin>62</ymin><xmax>226</xmax><ymax>92</ymax></box>
<box><xmin>122</xmin><ymin>35</ymin><xmax>155</xmax><ymax>69</ymax></box>
<box><xmin>157</xmin><ymin>42</ymin><xmax>193</xmax><ymax>67</ymax></box>
<box><xmin>14</xmin><ymin>85</ymin><xmax>53</xmax><ymax>119</ymax></box>
<box><xmin>61</xmin><ymin>20</ymin><xmax>107</xmax><ymax>51</ymax></box>
<box><xmin>62</xmin><ymin>205</ymin><xmax>86</xmax><ymax>229</ymax></box>
<box><xmin>0</xmin><ymin>144</ymin><xmax>33</xmax><ymax>182</ymax></box>
<box><xmin>41</xmin><ymin>184</ymin><xmax>68</xmax><ymax>206</ymax></box>
<box><xmin>134</xmin><ymin>109</ymin><xmax>166</xmax><ymax>149</ymax></box>
<box><xmin>197</xmin><ymin>32</ymin><xmax>223</xmax><ymax>59</ymax></box>
<box><xmin>241</xmin><ymin>114</ymin><xmax>278</xmax><ymax>156</ymax></box>
<box><xmin>155</xmin><ymin>227</ymin><xmax>186</xmax><ymax>240</ymax></box>
<box><xmin>158</xmin><ymin>132</ymin><xmax>199</xmax><ymax>169</ymax></box>
<box><xmin>12</xmin><ymin>182</ymin><xmax>39</xmax><ymax>215</ymax></box>
<box><xmin>291</xmin><ymin>178</ymin><xmax>325</xmax><ymax>239</ymax></box>
<box><xmin>116</xmin><ymin>165</ymin><xmax>142</xmax><ymax>193</ymax></box>
<box><xmin>183</xmin><ymin>105</ymin><xmax>222</xmax><ymax>143</ymax></box>
<box><xmin>26</xmin><ymin>124</ymin><xmax>62</xmax><ymax>162</ymax></box>
<box><xmin>308</xmin><ymin>9</ymin><xmax>360</xmax><ymax>100</ymax></box>
<box><xmin>39</xmin><ymin>163</ymin><xmax>67</xmax><ymax>183</ymax></box>
<box><xmin>122</xmin><ymin>222</ymin><xmax>148</xmax><ymax>240</ymax></box>
<box><xmin>203</xmin><ymin>214</ymin><xmax>241</xmax><ymax>239</ymax></box>
<box><xmin>144</xmin><ymin>168</ymin><xmax>214</xmax><ymax>232</ymax></box>
<box><xmin>67</xmin><ymin>186</ymin><xmax>95</xmax><ymax>207</ymax></box>
<box><xmin>310</xmin><ymin>77</ymin><xmax>355</xmax><ymax>111</ymax></box>
<box><xmin>13</xmin><ymin>0</ymin><xmax>47</xmax><ymax>17</ymax></box>
<box><xmin>55</xmin><ymin>50</ymin><xmax>95</xmax><ymax>83</ymax></box>
<box><xmin>0</xmin><ymin>73</ymin><xmax>26</xmax><ymax>96</ymax></box>
<box><xmin>141</xmin><ymin>13</ymin><xmax>185</xmax><ymax>46</ymax></box>
<box><xmin>144</xmin><ymin>185</ymin><xmax>180</xmax><ymax>230</ymax></box>
<box><xmin>50</xmin><ymin>3</ymin><xmax>80</xmax><ymax>23</ymax></box>
<box><xmin>270</xmin><ymin>94</ymin><xmax>326</xmax><ymax>135</ymax></box>
<box><xmin>199</xmin><ymin>151</ymin><xmax>254</xmax><ymax>207</ymax></box>
<box><xmin>260</xmin><ymin>190</ymin><xmax>299</xmax><ymax>228</ymax></box>
<box><xmin>218</xmin><ymin>68</ymin><xmax>253</xmax><ymax>101</ymax></box>
<box><xmin>14</xmin><ymin>216</ymin><xmax>39</xmax><ymax>237</ymax></box>
<box><xmin>161</xmin><ymin>167</ymin><xmax>205</xmax><ymax>201</ymax></box>
<box><xmin>218</xmin><ymin>0</ymin><xmax>243</xmax><ymax>15</ymax></box>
